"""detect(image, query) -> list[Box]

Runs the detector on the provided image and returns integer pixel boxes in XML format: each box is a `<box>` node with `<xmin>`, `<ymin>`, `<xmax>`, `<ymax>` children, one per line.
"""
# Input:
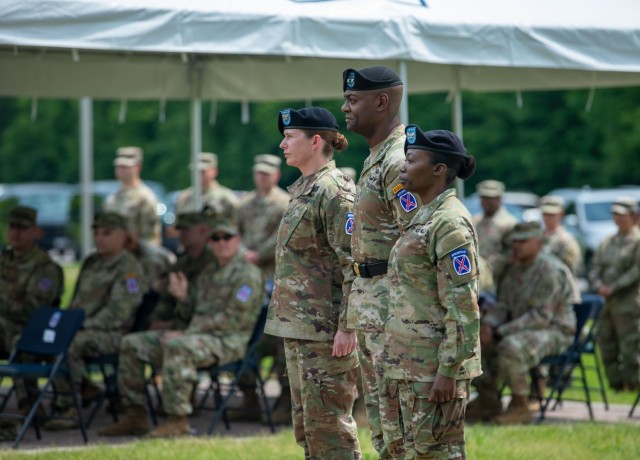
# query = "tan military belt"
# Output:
<box><xmin>353</xmin><ymin>261</ymin><xmax>388</xmax><ymax>278</ymax></box>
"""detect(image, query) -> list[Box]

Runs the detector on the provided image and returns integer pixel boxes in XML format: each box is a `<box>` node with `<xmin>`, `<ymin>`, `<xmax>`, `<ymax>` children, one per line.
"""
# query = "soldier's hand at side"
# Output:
<box><xmin>429</xmin><ymin>373</ymin><xmax>456</xmax><ymax>403</ymax></box>
<box><xmin>168</xmin><ymin>272</ymin><xmax>188</xmax><ymax>302</ymax></box>
<box><xmin>332</xmin><ymin>330</ymin><xmax>357</xmax><ymax>357</ymax></box>
<box><xmin>598</xmin><ymin>285</ymin><xmax>612</xmax><ymax>298</ymax></box>
<box><xmin>480</xmin><ymin>324</ymin><xmax>494</xmax><ymax>347</ymax></box>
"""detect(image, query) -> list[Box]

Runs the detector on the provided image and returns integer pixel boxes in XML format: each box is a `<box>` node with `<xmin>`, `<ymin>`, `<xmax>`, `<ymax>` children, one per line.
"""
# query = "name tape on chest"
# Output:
<box><xmin>450</xmin><ymin>249</ymin><xmax>472</xmax><ymax>276</ymax></box>
<box><xmin>345</xmin><ymin>212</ymin><xmax>354</xmax><ymax>235</ymax></box>
<box><xmin>394</xmin><ymin>186</ymin><xmax>418</xmax><ymax>213</ymax></box>
<box><xmin>236</xmin><ymin>285</ymin><xmax>253</xmax><ymax>303</ymax></box>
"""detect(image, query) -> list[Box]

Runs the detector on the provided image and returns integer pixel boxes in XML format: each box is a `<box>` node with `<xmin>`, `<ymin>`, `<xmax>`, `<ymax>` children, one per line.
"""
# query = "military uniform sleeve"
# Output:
<box><xmin>83</xmin><ymin>263</ymin><xmax>146</xmax><ymax>331</ymax></box>
<box><xmin>434</xmin><ymin>219</ymin><xmax>480</xmax><ymax>378</ymax></box>
<box><xmin>7</xmin><ymin>261</ymin><xmax>64</xmax><ymax>324</ymax></box>
<box><xmin>322</xmin><ymin>192</ymin><xmax>355</xmax><ymax>332</ymax></box>
<box><xmin>136</xmin><ymin>196</ymin><xmax>160</xmax><ymax>243</ymax></box>
<box><xmin>587</xmin><ymin>240</ymin><xmax>607</xmax><ymax>291</ymax></box>
<box><xmin>609</xmin><ymin>240</ymin><xmax>640</xmax><ymax>293</ymax></box>
<box><xmin>383</xmin><ymin>155</ymin><xmax>421</xmax><ymax>233</ymax></box>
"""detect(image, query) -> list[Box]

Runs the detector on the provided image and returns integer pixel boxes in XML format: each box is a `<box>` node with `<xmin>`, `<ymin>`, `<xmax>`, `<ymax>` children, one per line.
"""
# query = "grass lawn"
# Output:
<box><xmin>1</xmin><ymin>424</ymin><xmax>639</xmax><ymax>459</ymax></box>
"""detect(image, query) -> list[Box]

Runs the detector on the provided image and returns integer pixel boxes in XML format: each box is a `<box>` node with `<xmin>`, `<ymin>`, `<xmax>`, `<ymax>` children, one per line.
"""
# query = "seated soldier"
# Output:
<box><xmin>99</xmin><ymin>218</ymin><xmax>263</xmax><ymax>437</ymax></box>
<box><xmin>44</xmin><ymin>212</ymin><xmax>147</xmax><ymax>430</ymax></box>
<box><xmin>467</xmin><ymin>221</ymin><xmax>578</xmax><ymax>424</ymax></box>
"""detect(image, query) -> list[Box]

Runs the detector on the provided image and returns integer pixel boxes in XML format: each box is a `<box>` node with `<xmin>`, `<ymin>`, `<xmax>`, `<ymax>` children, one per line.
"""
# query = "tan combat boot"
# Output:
<box><xmin>149</xmin><ymin>414</ymin><xmax>191</xmax><ymax>438</ymax></box>
<box><xmin>99</xmin><ymin>405</ymin><xmax>150</xmax><ymax>436</ymax></box>
<box><xmin>269</xmin><ymin>389</ymin><xmax>292</xmax><ymax>425</ymax></box>
<box><xmin>224</xmin><ymin>385</ymin><xmax>262</xmax><ymax>422</ymax></box>
<box><xmin>465</xmin><ymin>385</ymin><xmax>502</xmax><ymax>422</ymax></box>
<box><xmin>494</xmin><ymin>395</ymin><xmax>532</xmax><ymax>425</ymax></box>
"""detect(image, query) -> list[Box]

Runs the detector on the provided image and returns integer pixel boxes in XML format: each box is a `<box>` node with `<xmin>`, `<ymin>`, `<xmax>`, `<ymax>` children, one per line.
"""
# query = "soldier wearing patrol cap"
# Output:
<box><xmin>588</xmin><ymin>196</ymin><xmax>640</xmax><ymax>392</ymax></box>
<box><xmin>469</xmin><ymin>221</ymin><xmax>577</xmax><ymax>425</ymax></box>
<box><xmin>175</xmin><ymin>152</ymin><xmax>239</xmax><ymax>222</ymax></box>
<box><xmin>104</xmin><ymin>146</ymin><xmax>162</xmax><ymax>246</ymax></box>
<box><xmin>341</xmin><ymin>65</ymin><xmax>421</xmax><ymax>458</ymax></box>
<box><xmin>265</xmin><ymin>107</ymin><xmax>361</xmax><ymax>459</ymax></box>
<box><xmin>44</xmin><ymin>211</ymin><xmax>147</xmax><ymax>430</ymax></box>
<box><xmin>473</xmin><ymin>179</ymin><xmax>518</xmax><ymax>283</ymax></box>
<box><xmin>234</xmin><ymin>154</ymin><xmax>290</xmax><ymax>423</ymax></box>
<box><xmin>539</xmin><ymin>195</ymin><xmax>581</xmax><ymax>275</ymax></box>
<box><xmin>384</xmin><ymin>126</ymin><xmax>481</xmax><ymax>458</ymax></box>
<box><xmin>0</xmin><ymin>206</ymin><xmax>63</xmax><ymax>425</ymax></box>
<box><xmin>102</xmin><ymin>217</ymin><xmax>262</xmax><ymax>438</ymax></box>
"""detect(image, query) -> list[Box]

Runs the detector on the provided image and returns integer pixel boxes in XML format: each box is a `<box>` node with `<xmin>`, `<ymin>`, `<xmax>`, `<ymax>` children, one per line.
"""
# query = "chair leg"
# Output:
<box><xmin>144</xmin><ymin>381</ymin><xmax>158</xmax><ymax>426</ymax></box>
<box><xmin>256</xmin><ymin>372</ymin><xmax>275</xmax><ymax>434</ymax></box>
<box><xmin>68</xmin><ymin>375</ymin><xmax>88</xmax><ymax>444</ymax></box>
<box><xmin>629</xmin><ymin>392</ymin><xmax>640</xmax><ymax>418</ymax></box>
<box><xmin>577</xmin><ymin>360</ymin><xmax>594</xmax><ymax>421</ymax></box>
<box><xmin>592</xmin><ymin>348</ymin><xmax>609</xmax><ymax>411</ymax></box>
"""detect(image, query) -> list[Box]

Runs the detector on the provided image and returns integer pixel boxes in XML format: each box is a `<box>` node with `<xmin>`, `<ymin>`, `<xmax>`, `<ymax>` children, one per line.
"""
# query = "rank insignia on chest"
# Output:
<box><xmin>345</xmin><ymin>212</ymin><xmax>354</xmax><ymax>235</ymax></box>
<box><xmin>236</xmin><ymin>285</ymin><xmax>253</xmax><ymax>302</ymax></box>
<box><xmin>38</xmin><ymin>277</ymin><xmax>53</xmax><ymax>292</ymax></box>
<box><xmin>450</xmin><ymin>249</ymin><xmax>471</xmax><ymax>276</ymax></box>
<box><xmin>125</xmin><ymin>275</ymin><xmax>139</xmax><ymax>294</ymax></box>
<box><xmin>395</xmin><ymin>187</ymin><xmax>418</xmax><ymax>212</ymax></box>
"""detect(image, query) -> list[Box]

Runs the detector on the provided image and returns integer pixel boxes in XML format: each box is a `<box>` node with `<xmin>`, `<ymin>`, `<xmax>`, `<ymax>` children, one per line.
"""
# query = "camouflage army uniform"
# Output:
<box><xmin>347</xmin><ymin>124</ymin><xmax>420</xmax><ymax>458</ymax></box>
<box><xmin>104</xmin><ymin>184</ymin><xmax>161</xmax><ymax>246</ymax></box>
<box><xmin>473</xmin><ymin>206</ymin><xmax>517</xmax><ymax>282</ymax></box>
<box><xmin>130</xmin><ymin>240</ymin><xmax>174</xmax><ymax>288</ymax></box>
<box><xmin>54</xmin><ymin>250</ymin><xmax>146</xmax><ymax>409</ymax></box>
<box><xmin>543</xmin><ymin>226</ymin><xmax>581</xmax><ymax>275</ymax></box>
<box><xmin>588</xmin><ymin>227</ymin><xmax>640</xmax><ymax>389</ymax></box>
<box><xmin>0</xmin><ymin>246</ymin><xmax>64</xmax><ymax>354</ymax></box>
<box><xmin>149</xmin><ymin>248</ymin><xmax>215</xmax><ymax>330</ymax></box>
<box><xmin>478</xmin><ymin>252</ymin><xmax>577</xmax><ymax>398</ymax></box>
<box><xmin>175</xmin><ymin>183</ymin><xmax>239</xmax><ymax>222</ymax></box>
<box><xmin>265</xmin><ymin>161</ymin><xmax>361</xmax><ymax>460</ymax></box>
<box><xmin>117</xmin><ymin>254</ymin><xmax>262</xmax><ymax>415</ymax></box>
<box><xmin>384</xmin><ymin>189</ymin><xmax>481</xmax><ymax>459</ymax></box>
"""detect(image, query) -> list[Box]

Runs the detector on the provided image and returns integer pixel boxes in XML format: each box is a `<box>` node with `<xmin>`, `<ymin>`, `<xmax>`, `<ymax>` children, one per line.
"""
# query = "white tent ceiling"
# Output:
<box><xmin>1</xmin><ymin>0</ymin><xmax>640</xmax><ymax>101</ymax></box>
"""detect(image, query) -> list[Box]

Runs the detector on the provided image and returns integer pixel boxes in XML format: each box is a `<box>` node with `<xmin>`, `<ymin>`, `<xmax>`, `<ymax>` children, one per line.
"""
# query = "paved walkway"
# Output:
<box><xmin>1</xmin><ymin>380</ymin><xmax>639</xmax><ymax>452</ymax></box>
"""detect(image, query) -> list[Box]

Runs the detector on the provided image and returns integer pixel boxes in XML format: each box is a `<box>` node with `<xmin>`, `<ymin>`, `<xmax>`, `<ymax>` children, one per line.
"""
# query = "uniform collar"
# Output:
<box><xmin>287</xmin><ymin>160</ymin><xmax>336</xmax><ymax>198</ymax></box>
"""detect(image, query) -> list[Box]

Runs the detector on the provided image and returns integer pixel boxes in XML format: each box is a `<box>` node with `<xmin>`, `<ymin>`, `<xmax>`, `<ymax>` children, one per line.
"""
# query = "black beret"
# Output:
<box><xmin>404</xmin><ymin>125</ymin><xmax>468</xmax><ymax>157</ymax></box>
<box><xmin>278</xmin><ymin>107</ymin><xmax>339</xmax><ymax>136</ymax></box>
<box><xmin>343</xmin><ymin>66</ymin><xmax>403</xmax><ymax>92</ymax></box>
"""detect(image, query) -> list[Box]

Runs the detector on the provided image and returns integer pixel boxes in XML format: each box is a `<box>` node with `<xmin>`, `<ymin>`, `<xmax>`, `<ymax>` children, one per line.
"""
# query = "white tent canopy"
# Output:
<box><xmin>2</xmin><ymin>0</ymin><xmax>640</xmax><ymax>101</ymax></box>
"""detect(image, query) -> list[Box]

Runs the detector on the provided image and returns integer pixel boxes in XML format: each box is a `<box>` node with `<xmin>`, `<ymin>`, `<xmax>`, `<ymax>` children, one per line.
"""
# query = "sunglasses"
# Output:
<box><xmin>211</xmin><ymin>234</ymin><xmax>234</xmax><ymax>242</ymax></box>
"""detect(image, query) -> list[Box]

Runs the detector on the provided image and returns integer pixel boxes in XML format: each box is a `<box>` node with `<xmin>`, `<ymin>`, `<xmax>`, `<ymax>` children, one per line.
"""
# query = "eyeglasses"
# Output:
<box><xmin>211</xmin><ymin>234</ymin><xmax>234</xmax><ymax>242</ymax></box>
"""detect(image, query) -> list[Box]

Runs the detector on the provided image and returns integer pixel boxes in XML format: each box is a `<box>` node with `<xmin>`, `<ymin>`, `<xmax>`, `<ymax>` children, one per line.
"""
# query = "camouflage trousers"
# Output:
<box><xmin>283</xmin><ymin>338</ymin><xmax>361</xmax><ymax>460</ymax></box>
<box><xmin>596</xmin><ymin>302</ymin><xmax>640</xmax><ymax>389</ymax></box>
<box><xmin>358</xmin><ymin>329</ymin><xmax>403</xmax><ymax>459</ymax></box>
<box><xmin>54</xmin><ymin>330</ymin><xmax>123</xmax><ymax>408</ymax></box>
<box><xmin>387</xmin><ymin>379</ymin><xmax>469</xmax><ymax>460</ymax></box>
<box><xmin>118</xmin><ymin>331</ymin><xmax>223</xmax><ymax>415</ymax></box>
<box><xmin>474</xmin><ymin>329</ymin><xmax>572</xmax><ymax>396</ymax></box>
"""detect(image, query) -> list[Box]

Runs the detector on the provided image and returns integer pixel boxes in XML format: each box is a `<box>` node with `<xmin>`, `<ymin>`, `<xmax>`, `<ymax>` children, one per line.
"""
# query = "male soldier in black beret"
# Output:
<box><xmin>341</xmin><ymin>66</ymin><xmax>421</xmax><ymax>458</ymax></box>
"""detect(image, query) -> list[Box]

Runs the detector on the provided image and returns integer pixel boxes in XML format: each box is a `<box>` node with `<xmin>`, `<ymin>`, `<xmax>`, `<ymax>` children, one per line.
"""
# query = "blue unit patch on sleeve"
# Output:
<box><xmin>38</xmin><ymin>277</ymin><xmax>53</xmax><ymax>292</ymax></box>
<box><xmin>236</xmin><ymin>285</ymin><xmax>253</xmax><ymax>302</ymax></box>
<box><xmin>397</xmin><ymin>189</ymin><xmax>418</xmax><ymax>212</ymax></box>
<box><xmin>345</xmin><ymin>212</ymin><xmax>354</xmax><ymax>235</ymax></box>
<box><xmin>125</xmin><ymin>276</ymin><xmax>139</xmax><ymax>294</ymax></box>
<box><xmin>450</xmin><ymin>249</ymin><xmax>471</xmax><ymax>276</ymax></box>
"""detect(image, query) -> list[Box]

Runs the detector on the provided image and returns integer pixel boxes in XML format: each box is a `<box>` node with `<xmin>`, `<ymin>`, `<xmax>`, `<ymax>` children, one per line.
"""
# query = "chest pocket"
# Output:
<box><xmin>280</xmin><ymin>205</ymin><xmax>309</xmax><ymax>247</ymax></box>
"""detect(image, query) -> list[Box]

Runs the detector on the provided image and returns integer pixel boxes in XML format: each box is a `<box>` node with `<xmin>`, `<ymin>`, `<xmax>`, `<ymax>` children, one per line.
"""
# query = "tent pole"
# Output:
<box><xmin>452</xmin><ymin>67</ymin><xmax>464</xmax><ymax>198</ymax></box>
<box><xmin>399</xmin><ymin>61</ymin><xmax>409</xmax><ymax>125</ymax></box>
<box><xmin>79</xmin><ymin>97</ymin><xmax>94</xmax><ymax>257</ymax></box>
<box><xmin>191</xmin><ymin>98</ymin><xmax>202</xmax><ymax>210</ymax></box>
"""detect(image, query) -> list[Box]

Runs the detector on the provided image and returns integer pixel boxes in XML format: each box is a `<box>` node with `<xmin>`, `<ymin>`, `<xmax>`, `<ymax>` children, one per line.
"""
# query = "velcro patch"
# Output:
<box><xmin>345</xmin><ymin>212</ymin><xmax>354</xmax><ymax>235</ymax></box>
<box><xmin>38</xmin><ymin>277</ymin><xmax>53</xmax><ymax>292</ymax></box>
<box><xmin>236</xmin><ymin>285</ymin><xmax>253</xmax><ymax>302</ymax></box>
<box><xmin>397</xmin><ymin>189</ymin><xmax>418</xmax><ymax>212</ymax></box>
<box><xmin>125</xmin><ymin>276</ymin><xmax>139</xmax><ymax>294</ymax></box>
<box><xmin>450</xmin><ymin>249</ymin><xmax>471</xmax><ymax>276</ymax></box>
<box><xmin>392</xmin><ymin>183</ymin><xmax>404</xmax><ymax>195</ymax></box>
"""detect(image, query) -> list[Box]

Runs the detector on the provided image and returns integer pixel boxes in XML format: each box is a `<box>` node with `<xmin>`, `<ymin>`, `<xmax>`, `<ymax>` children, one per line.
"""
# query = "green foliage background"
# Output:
<box><xmin>0</xmin><ymin>87</ymin><xmax>639</xmax><ymax>195</ymax></box>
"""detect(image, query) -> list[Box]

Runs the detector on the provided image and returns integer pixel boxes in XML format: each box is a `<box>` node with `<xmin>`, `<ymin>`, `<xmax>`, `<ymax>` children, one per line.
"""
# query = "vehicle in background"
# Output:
<box><xmin>0</xmin><ymin>182</ymin><xmax>77</xmax><ymax>261</ymax></box>
<box><xmin>463</xmin><ymin>191</ymin><xmax>540</xmax><ymax>222</ymax></box>
<box><xmin>548</xmin><ymin>187</ymin><xmax>640</xmax><ymax>272</ymax></box>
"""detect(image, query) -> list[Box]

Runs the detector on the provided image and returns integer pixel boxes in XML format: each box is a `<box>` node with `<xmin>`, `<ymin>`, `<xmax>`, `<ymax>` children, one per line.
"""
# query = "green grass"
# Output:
<box><xmin>1</xmin><ymin>425</ymin><xmax>638</xmax><ymax>459</ymax></box>
<box><xmin>60</xmin><ymin>262</ymin><xmax>80</xmax><ymax>308</ymax></box>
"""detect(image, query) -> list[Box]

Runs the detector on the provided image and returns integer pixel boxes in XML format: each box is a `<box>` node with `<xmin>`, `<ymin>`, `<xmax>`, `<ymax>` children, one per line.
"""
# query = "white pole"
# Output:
<box><xmin>452</xmin><ymin>67</ymin><xmax>464</xmax><ymax>198</ymax></box>
<box><xmin>399</xmin><ymin>61</ymin><xmax>409</xmax><ymax>125</ymax></box>
<box><xmin>191</xmin><ymin>98</ymin><xmax>202</xmax><ymax>210</ymax></box>
<box><xmin>79</xmin><ymin>97</ymin><xmax>93</xmax><ymax>257</ymax></box>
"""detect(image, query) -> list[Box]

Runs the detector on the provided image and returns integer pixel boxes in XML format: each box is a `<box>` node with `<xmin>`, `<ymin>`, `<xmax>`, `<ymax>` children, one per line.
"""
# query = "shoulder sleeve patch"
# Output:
<box><xmin>345</xmin><ymin>212</ymin><xmax>354</xmax><ymax>235</ymax></box>
<box><xmin>38</xmin><ymin>277</ymin><xmax>53</xmax><ymax>292</ymax></box>
<box><xmin>236</xmin><ymin>284</ymin><xmax>253</xmax><ymax>303</ymax></box>
<box><xmin>441</xmin><ymin>244</ymin><xmax>478</xmax><ymax>286</ymax></box>
<box><xmin>125</xmin><ymin>273</ymin><xmax>139</xmax><ymax>294</ymax></box>
<box><xmin>395</xmin><ymin>188</ymin><xmax>418</xmax><ymax>213</ymax></box>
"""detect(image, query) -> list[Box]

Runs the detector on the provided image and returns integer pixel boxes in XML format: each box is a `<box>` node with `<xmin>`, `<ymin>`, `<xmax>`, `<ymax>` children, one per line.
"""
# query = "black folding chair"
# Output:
<box><xmin>0</xmin><ymin>307</ymin><xmax>87</xmax><ymax>448</ymax></box>
<box><xmin>537</xmin><ymin>294</ymin><xmax>605</xmax><ymax>422</ymax></box>
<box><xmin>198</xmin><ymin>302</ymin><xmax>276</xmax><ymax>435</ymax></box>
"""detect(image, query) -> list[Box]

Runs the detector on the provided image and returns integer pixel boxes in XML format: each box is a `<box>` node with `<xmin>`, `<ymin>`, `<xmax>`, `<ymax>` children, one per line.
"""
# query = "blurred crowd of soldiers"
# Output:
<box><xmin>1</xmin><ymin>138</ymin><xmax>639</xmax><ymax>441</ymax></box>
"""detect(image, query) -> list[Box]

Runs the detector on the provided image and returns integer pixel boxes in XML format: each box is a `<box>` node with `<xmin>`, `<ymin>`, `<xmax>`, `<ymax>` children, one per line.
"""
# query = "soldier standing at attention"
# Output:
<box><xmin>341</xmin><ymin>65</ymin><xmax>420</xmax><ymax>458</ymax></box>
<box><xmin>588</xmin><ymin>197</ymin><xmax>640</xmax><ymax>392</ymax></box>
<box><xmin>234</xmin><ymin>154</ymin><xmax>291</xmax><ymax>423</ymax></box>
<box><xmin>473</xmin><ymin>180</ymin><xmax>517</xmax><ymax>283</ymax></box>
<box><xmin>175</xmin><ymin>152</ymin><xmax>239</xmax><ymax>222</ymax></box>
<box><xmin>265</xmin><ymin>107</ymin><xmax>361</xmax><ymax>459</ymax></box>
<box><xmin>104</xmin><ymin>146</ymin><xmax>161</xmax><ymax>246</ymax></box>
<box><xmin>384</xmin><ymin>127</ymin><xmax>481</xmax><ymax>459</ymax></box>
<box><xmin>539</xmin><ymin>195</ymin><xmax>581</xmax><ymax>275</ymax></box>
<box><xmin>103</xmin><ymin>218</ymin><xmax>262</xmax><ymax>437</ymax></box>
<box><xmin>469</xmin><ymin>221</ymin><xmax>577</xmax><ymax>425</ymax></box>
<box><xmin>44</xmin><ymin>212</ymin><xmax>146</xmax><ymax>430</ymax></box>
